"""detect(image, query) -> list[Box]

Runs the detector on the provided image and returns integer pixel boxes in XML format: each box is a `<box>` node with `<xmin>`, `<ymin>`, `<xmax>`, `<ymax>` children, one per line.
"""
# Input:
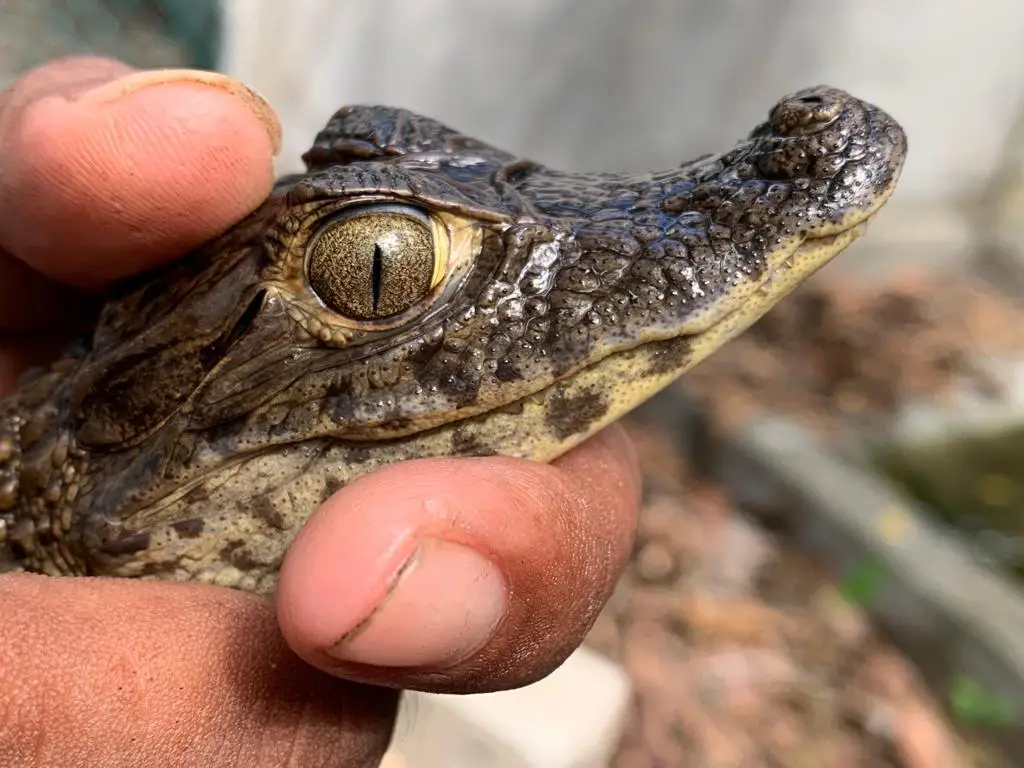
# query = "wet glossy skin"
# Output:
<box><xmin>0</xmin><ymin>86</ymin><xmax>906</xmax><ymax>593</ymax></box>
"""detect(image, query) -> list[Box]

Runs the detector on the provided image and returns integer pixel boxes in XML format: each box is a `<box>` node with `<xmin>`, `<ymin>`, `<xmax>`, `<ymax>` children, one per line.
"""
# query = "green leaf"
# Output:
<box><xmin>949</xmin><ymin>675</ymin><xmax>1017</xmax><ymax>726</ymax></box>
<box><xmin>838</xmin><ymin>557</ymin><xmax>887</xmax><ymax>605</ymax></box>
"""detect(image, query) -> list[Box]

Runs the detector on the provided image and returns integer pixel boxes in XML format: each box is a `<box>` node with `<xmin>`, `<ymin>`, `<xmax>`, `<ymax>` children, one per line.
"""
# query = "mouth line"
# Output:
<box><xmin>788</xmin><ymin>226</ymin><xmax>854</xmax><ymax>259</ymax></box>
<box><xmin>528</xmin><ymin>215</ymin><xmax>879</xmax><ymax>403</ymax></box>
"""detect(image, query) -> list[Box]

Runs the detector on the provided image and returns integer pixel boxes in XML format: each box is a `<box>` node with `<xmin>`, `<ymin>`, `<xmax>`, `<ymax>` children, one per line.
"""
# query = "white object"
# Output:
<box><xmin>383</xmin><ymin>645</ymin><xmax>632</xmax><ymax>768</ymax></box>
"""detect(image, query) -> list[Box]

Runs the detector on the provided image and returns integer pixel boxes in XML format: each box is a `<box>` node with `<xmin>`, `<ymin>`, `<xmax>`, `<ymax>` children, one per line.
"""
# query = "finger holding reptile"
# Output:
<box><xmin>0</xmin><ymin>54</ymin><xmax>906</xmax><ymax>767</ymax></box>
<box><xmin>0</xmin><ymin>58</ymin><xmax>645</xmax><ymax>768</ymax></box>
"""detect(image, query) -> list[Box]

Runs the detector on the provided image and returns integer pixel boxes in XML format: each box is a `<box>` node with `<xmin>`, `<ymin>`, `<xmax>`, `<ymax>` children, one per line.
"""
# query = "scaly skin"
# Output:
<box><xmin>0</xmin><ymin>86</ymin><xmax>907</xmax><ymax>593</ymax></box>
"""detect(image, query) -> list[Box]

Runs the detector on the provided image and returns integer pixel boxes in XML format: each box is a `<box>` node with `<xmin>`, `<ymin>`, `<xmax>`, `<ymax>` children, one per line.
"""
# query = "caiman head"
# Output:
<box><xmin>1</xmin><ymin>86</ymin><xmax>906</xmax><ymax>589</ymax></box>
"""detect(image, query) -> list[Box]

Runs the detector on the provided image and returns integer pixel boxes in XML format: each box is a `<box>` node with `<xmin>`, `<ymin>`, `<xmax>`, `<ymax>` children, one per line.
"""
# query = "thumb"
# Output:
<box><xmin>0</xmin><ymin>56</ymin><xmax>281</xmax><ymax>291</ymax></box>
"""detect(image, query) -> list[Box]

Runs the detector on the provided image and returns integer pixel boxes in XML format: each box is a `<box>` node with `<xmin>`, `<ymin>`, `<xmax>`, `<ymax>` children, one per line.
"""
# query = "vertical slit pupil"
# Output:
<box><xmin>371</xmin><ymin>243</ymin><xmax>384</xmax><ymax>313</ymax></box>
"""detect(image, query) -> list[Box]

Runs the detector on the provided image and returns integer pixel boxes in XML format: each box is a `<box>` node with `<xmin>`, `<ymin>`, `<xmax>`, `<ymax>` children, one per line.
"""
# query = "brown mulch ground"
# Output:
<box><xmin>685</xmin><ymin>269</ymin><xmax>1024</xmax><ymax>432</ymax></box>
<box><xmin>585</xmin><ymin>270</ymin><xmax>1024</xmax><ymax>767</ymax></box>
<box><xmin>589</xmin><ymin>424</ymin><xmax>1006</xmax><ymax>768</ymax></box>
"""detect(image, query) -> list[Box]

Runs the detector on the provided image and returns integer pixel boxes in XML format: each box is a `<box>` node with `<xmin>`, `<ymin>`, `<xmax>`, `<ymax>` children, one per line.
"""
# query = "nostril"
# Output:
<box><xmin>768</xmin><ymin>90</ymin><xmax>844</xmax><ymax>136</ymax></box>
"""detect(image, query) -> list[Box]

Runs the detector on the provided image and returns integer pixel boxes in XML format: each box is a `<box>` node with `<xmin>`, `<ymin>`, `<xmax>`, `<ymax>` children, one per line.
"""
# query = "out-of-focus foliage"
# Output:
<box><xmin>0</xmin><ymin>0</ymin><xmax>220</xmax><ymax>88</ymax></box>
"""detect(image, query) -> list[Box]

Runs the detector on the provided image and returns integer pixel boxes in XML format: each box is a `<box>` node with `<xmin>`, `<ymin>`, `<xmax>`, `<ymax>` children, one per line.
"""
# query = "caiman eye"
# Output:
<box><xmin>305</xmin><ymin>204</ymin><xmax>445</xmax><ymax>320</ymax></box>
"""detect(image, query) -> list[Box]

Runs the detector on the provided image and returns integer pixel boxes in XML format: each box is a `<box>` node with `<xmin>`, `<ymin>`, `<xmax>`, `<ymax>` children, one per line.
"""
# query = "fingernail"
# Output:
<box><xmin>328</xmin><ymin>539</ymin><xmax>508</xmax><ymax>668</ymax></box>
<box><xmin>79</xmin><ymin>69</ymin><xmax>282</xmax><ymax>155</ymax></box>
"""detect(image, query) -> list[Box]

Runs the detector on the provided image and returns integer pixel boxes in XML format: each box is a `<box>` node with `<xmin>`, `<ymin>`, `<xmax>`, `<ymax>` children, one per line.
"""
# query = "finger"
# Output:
<box><xmin>277</xmin><ymin>425</ymin><xmax>642</xmax><ymax>693</ymax></box>
<box><xmin>0</xmin><ymin>336</ymin><xmax>70</xmax><ymax>396</ymax></box>
<box><xmin>0</xmin><ymin>56</ymin><xmax>281</xmax><ymax>296</ymax></box>
<box><xmin>0</xmin><ymin>246</ymin><xmax>91</xmax><ymax>332</ymax></box>
<box><xmin>0</xmin><ymin>573</ymin><xmax>397</xmax><ymax>768</ymax></box>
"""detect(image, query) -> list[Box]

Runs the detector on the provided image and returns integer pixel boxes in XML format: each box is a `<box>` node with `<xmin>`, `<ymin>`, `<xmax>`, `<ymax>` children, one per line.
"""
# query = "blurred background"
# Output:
<box><xmin>4</xmin><ymin>1</ymin><xmax>1024</xmax><ymax>766</ymax></box>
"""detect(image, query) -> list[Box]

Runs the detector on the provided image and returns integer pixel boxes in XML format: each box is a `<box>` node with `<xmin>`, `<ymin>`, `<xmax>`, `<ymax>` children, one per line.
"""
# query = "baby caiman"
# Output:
<box><xmin>0</xmin><ymin>86</ymin><xmax>907</xmax><ymax>593</ymax></box>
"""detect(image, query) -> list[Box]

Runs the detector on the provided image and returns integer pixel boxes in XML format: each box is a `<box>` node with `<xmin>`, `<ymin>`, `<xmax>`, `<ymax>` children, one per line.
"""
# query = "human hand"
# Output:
<box><xmin>0</xmin><ymin>57</ymin><xmax>642</xmax><ymax>767</ymax></box>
